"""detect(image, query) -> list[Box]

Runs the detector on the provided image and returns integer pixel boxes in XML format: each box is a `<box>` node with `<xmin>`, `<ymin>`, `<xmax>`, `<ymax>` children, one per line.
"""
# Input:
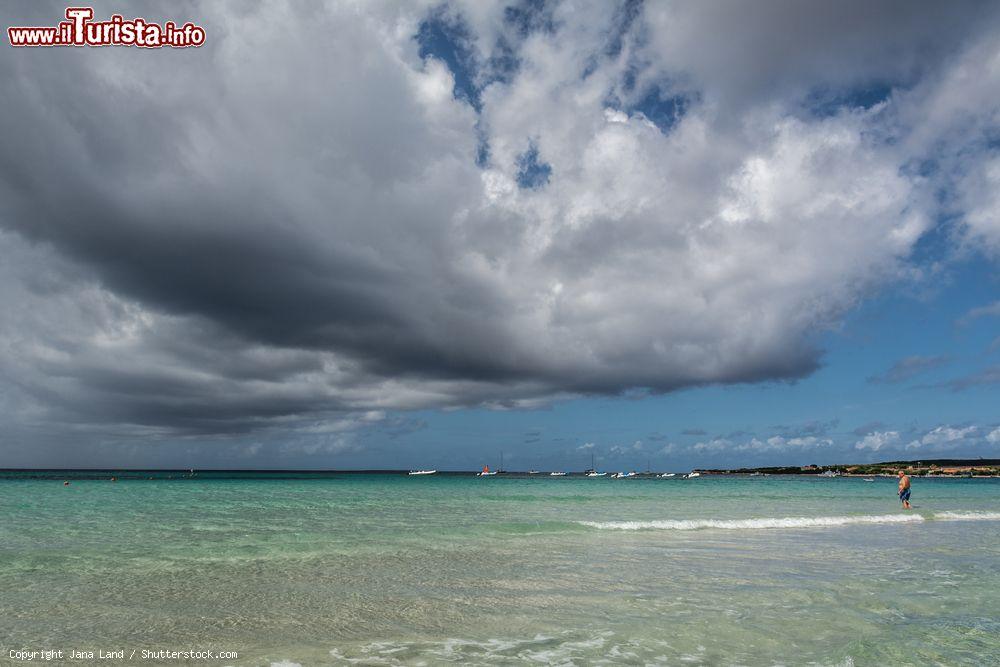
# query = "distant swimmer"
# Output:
<box><xmin>897</xmin><ymin>471</ymin><xmax>911</xmax><ymax>509</ymax></box>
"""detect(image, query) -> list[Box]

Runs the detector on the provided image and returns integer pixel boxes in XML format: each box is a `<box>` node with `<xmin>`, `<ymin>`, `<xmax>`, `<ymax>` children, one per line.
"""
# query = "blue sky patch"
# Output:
<box><xmin>516</xmin><ymin>142</ymin><xmax>552</xmax><ymax>189</ymax></box>
<box><xmin>475</xmin><ymin>123</ymin><xmax>491</xmax><ymax>167</ymax></box>
<box><xmin>629</xmin><ymin>85</ymin><xmax>690</xmax><ymax>133</ymax></box>
<box><xmin>604</xmin><ymin>0</ymin><xmax>643</xmax><ymax>58</ymax></box>
<box><xmin>417</xmin><ymin>9</ymin><xmax>482</xmax><ymax>111</ymax></box>
<box><xmin>504</xmin><ymin>0</ymin><xmax>557</xmax><ymax>37</ymax></box>
<box><xmin>606</xmin><ymin>80</ymin><xmax>692</xmax><ymax>135</ymax></box>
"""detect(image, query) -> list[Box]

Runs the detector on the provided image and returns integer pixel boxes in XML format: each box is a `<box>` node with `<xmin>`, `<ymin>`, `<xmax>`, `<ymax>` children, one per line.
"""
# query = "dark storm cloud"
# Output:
<box><xmin>1</xmin><ymin>0</ymin><xmax>999</xmax><ymax>448</ymax></box>
<box><xmin>639</xmin><ymin>0</ymin><xmax>997</xmax><ymax>111</ymax></box>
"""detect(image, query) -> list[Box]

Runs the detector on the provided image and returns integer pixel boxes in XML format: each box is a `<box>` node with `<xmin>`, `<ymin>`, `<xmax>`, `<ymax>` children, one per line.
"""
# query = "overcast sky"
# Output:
<box><xmin>1</xmin><ymin>0</ymin><xmax>998</xmax><ymax>470</ymax></box>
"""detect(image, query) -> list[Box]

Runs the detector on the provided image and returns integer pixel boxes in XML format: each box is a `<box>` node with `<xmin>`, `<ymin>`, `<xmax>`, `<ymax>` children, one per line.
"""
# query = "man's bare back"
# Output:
<box><xmin>897</xmin><ymin>471</ymin><xmax>911</xmax><ymax>509</ymax></box>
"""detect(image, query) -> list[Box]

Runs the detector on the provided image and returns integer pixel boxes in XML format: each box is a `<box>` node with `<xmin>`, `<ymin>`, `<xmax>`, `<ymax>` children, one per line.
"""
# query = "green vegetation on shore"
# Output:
<box><xmin>704</xmin><ymin>459</ymin><xmax>1000</xmax><ymax>477</ymax></box>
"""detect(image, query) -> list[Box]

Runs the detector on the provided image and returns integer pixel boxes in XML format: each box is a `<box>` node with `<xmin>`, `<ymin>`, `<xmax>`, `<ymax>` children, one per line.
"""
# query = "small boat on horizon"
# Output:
<box><xmin>528</xmin><ymin>470</ymin><xmax>540</xmax><ymax>475</ymax></box>
<box><xmin>550</xmin><ymin>471</ymin><xmax>567</xmax><ymax>476</ymax></box>
<box><xmin>584</xmin><ymin>452</ymin><xmax>606</xmax><ymax>477</ymax></box>
<box><xmin>408</xmin><ymin>470</ymin><xmax>436</xmax><ymax>476</ymax></box>
<box><xmin>480</xmin><ymin>452</ymin><xmax>505</xmax><ymax>476</ymax></box>
<box><xmin>685</xmin><ymin>471</ymin><xmax>701</xmax><ymax>479</ymax></box>
<box><xmin>659</xmin><ymin>472</ymin><xmax>676</xmax><ymax>478</ymax></box>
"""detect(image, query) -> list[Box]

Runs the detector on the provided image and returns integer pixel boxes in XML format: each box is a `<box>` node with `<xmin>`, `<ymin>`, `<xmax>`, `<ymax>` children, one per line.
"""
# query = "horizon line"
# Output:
<box><xmin>2</xmin><ymin>457</ymin><xmax>997</xmax><ymax>474</ymax></box>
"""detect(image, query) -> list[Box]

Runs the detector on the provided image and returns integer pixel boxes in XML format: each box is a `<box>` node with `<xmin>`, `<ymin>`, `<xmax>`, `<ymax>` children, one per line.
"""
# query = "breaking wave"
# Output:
<box><xmin>933</xmin><ymin>511</ymin><xmax>1000</xmax><ymax>521</ymax></box>
<box><xmin>579</xmin><ymin>511</ymin><xmax>1000</xmax><ymax>531</ymax></box>
<box><xmin>579</xmin><ymin>514</ymin><xmax>924</xmax><ymax>531</ymax></box>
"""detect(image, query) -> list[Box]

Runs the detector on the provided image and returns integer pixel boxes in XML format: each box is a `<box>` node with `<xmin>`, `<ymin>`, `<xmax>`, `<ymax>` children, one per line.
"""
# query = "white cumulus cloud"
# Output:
<box><xmin>906</xmin><ymin>425</ymin><xmax>978</xmax><ymax>449</ymax></box>
<box><xmin>855</xmin><ymin>431</ymin><xmax>901</xmax><ymax>451</ymax></box>
<box><xmin>0</xmin><ymin>0</ymin><xmax>997</xmax><ymax>452</ymax></box>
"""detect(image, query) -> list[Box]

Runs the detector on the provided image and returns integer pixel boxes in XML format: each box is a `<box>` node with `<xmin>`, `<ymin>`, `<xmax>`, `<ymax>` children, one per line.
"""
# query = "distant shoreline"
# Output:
<box><xmin>701</xmin><ymin>458</ymin><xmax>1000</xmax><ymax>478</ymax></box>
<box><xmin>2</xmin><ymin>458</ymin><xmax>999</xmax><ymax>477</ymax></box>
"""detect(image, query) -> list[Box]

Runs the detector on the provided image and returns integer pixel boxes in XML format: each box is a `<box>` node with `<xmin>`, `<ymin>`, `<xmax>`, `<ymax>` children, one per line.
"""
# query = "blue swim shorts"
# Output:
<box><xmin>899</xmin><ymin>488</ymin><xmax>911</xmax><ymax>502</ymax></box>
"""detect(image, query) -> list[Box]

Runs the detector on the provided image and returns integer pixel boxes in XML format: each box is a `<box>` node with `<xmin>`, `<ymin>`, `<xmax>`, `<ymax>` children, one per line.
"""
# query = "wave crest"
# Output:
<box><xmin>578</xmin><ymin>514</ymin><xmax>925</xmax><ymax>531</ymax></box>
<box><xmin>933</xmin><ymin>511</ymin><xmax>1000</xmax><ymax>521</ymax></box>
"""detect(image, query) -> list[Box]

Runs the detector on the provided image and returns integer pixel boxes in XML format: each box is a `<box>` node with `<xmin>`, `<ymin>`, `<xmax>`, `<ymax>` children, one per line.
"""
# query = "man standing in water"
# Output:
<box><xmin>897</xmin><ymin>471</ymin><xmax>912</xmax><ymax>509</ymax></box>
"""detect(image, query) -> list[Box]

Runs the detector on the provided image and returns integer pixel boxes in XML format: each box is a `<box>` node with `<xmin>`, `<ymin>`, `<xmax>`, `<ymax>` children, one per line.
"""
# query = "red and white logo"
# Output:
<box><xmin>8</xmin><ymin>7</ymin><xmax>206</xmax><ymax>48</ymax></box>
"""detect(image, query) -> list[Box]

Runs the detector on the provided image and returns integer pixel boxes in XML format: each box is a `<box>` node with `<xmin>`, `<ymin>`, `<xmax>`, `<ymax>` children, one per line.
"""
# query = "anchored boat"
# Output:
<box><xmin>479</xmin><ymin>452</ymin><xmax>505</xmax><ymax>476</ymax></box>
<box><xmin>584</xmin><ymin>452</ymin><xmax>606</xmax><ymax>477</ymax></box>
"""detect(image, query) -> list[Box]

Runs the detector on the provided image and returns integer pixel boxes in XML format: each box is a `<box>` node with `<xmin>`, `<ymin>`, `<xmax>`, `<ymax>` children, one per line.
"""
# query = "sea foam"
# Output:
<box><xmin>578</xmin><ymin>514</ymin><xmax>925</xmax><ymax>531</ymax></box>
<box><xmin>933</xmin><ymin>511</ymin><xmax>1000</xmax><ymax>521</ymax></box>
<box><xmin>580</xmin><ymin>510</ymin><xmax>1000</xmax><ymax>531</ymax></box>
<box><xmin>329</xmin><ymin>633</ymin><xmax>615</xmax><ymax>665</ymax></box>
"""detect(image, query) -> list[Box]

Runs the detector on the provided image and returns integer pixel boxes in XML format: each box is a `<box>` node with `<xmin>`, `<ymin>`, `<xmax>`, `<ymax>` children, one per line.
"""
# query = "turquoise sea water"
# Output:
<box><xmin>1</xmin><ymin>472</ymin><xmax>998</xmax><ymax>666</ymax></box>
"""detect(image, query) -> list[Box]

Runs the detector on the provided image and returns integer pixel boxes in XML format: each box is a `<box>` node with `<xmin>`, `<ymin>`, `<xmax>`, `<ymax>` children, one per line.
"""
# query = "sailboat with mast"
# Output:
<box><xmin>584</xmin><ymin>452</ymin><xmax>606</xmax><ymax>477</ymax></box>
<box><xmin>478</xmin><ymin>452</ymin><xmax>504</xmax><ymax>476</ymax></box>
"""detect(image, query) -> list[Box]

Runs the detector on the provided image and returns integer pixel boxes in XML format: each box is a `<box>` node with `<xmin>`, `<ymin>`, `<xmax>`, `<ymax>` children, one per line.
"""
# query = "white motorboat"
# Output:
<box><xmin>685</xmin><ymin>471</ymin><xmax>701</xmax><ymax>478</ymax></box>
<box><xmin>407</xmin><ymin>470</ymin><xmax>436</xmax><ymax>476</ymax></box>
<box><xmin>528</xmin><ymin>470</ymin><xmax>540</xmax><ymax>475</ymax></box>
<box><xmin>550</xmin><ymin>471</ymin><xmax>567</xmax><ymax>476</ymax></box>
<box><xmin>658</xmin><ymin>472</ymin><xmax>676</xmax><ymax>478</ymax></box>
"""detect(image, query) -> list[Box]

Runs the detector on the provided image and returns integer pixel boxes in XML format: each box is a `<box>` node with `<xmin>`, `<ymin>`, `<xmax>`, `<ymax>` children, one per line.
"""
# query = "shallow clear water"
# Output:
<box><xmin>1</xmin><ymin>473</ymin><xmax>998</xmax><ymax>665</ymax></box>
